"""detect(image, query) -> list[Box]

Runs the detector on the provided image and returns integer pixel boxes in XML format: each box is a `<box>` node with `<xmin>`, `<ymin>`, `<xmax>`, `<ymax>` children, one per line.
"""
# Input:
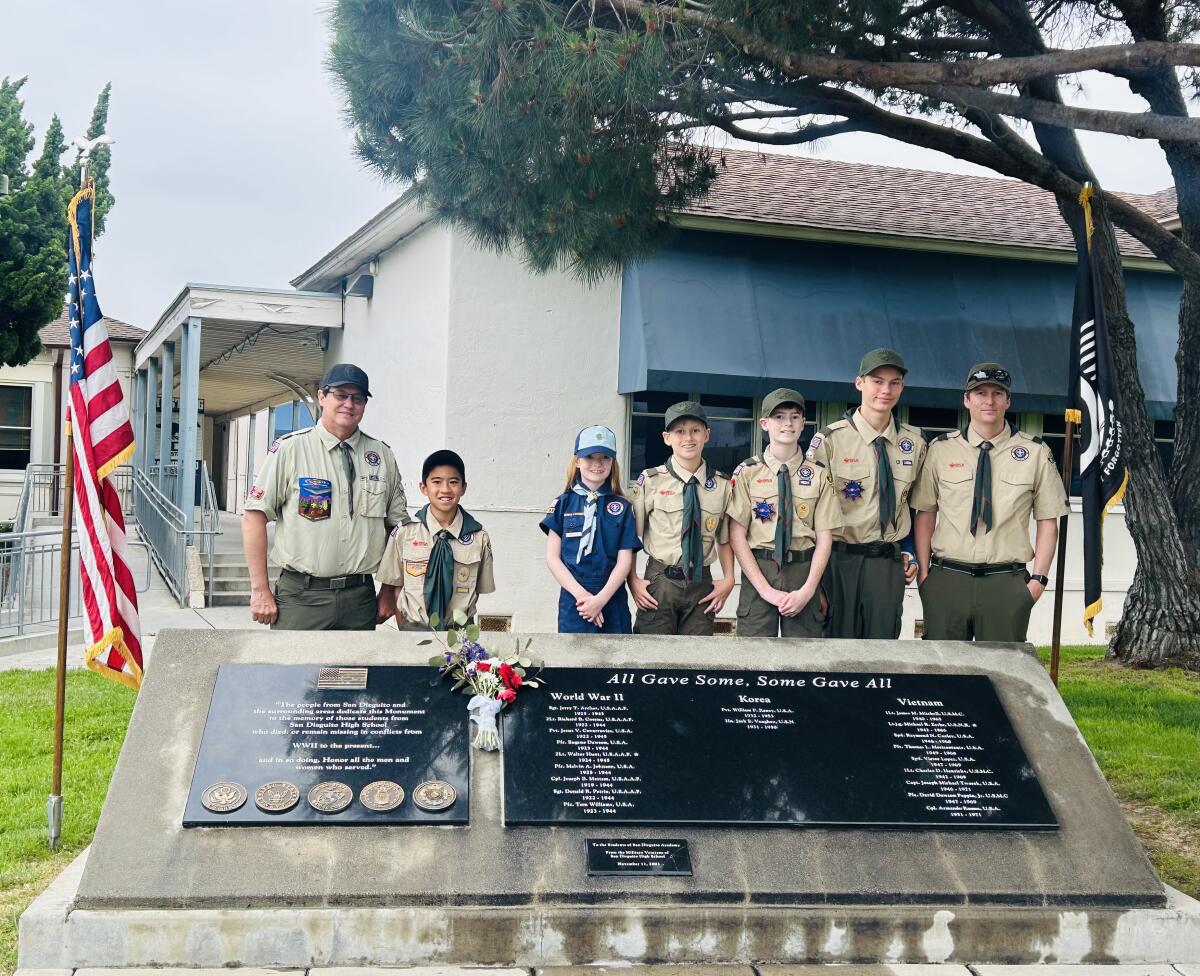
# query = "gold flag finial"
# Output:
<box><xmin>1078</xmin><ymin>182</ymin><xmax>1095</xmax><ymax>250</ymax></box>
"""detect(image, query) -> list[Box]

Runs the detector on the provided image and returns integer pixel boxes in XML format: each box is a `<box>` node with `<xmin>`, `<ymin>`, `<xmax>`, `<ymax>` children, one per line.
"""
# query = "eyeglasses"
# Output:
<box><xmin>970</xmin><ymin>368</ymin><xmax>1011</xmax><ymax>386</ymax></box>
<box><xmin>323</xmin><ymin>388</ymin><xmax>367</xmax><ymax>406</ymax></box>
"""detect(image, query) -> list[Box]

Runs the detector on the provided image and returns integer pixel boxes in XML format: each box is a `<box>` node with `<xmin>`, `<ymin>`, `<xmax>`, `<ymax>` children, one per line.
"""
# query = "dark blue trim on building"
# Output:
<box><xmin>619</xmin><ymin>231</ymin><xmax>1180</xmax><ymax>418</ymax></box>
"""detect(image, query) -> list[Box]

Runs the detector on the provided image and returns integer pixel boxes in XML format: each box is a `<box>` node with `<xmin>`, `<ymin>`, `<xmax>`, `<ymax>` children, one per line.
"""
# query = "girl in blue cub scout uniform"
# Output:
<box><xmin>541</xmin><ymin>425</ymin><xmax>642</xmax><ymax>633</ymax></box>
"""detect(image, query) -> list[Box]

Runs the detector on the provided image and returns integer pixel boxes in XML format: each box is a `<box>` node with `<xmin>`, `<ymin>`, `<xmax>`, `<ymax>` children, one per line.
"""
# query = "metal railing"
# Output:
<box><xmin>132</xmin><ymin>463</ymin><xmax>222</xmax><ymax>607</ymax></box>
<box><xmin>0</xmin><ymin>527</ymin><xmax>152</xmax><ymax>639</ymax></box>
<box><xmin>11</xmin><ymin>463</ymin><xmax>135</xmax><ymax>533</ymax></box>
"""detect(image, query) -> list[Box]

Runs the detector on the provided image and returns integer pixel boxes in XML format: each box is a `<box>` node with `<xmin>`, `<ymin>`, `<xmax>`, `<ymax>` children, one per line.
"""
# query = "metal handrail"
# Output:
<box><xmin>133</xmin><ymin>466</ymin><xmax>220</xmax><ymax>607</ymax></box>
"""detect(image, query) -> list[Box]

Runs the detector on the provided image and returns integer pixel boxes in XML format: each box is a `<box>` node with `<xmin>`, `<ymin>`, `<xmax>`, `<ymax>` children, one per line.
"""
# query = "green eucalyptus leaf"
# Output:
<box><xmin>429</xmin><ymin>612</ymin><xmax>441</xmax><ymax>630</ymax></box>
<box><xmin>465</xmin><ymin>624</ymin><xmax>481</xmax><ymax>641</ymax></box>
<box><xmin>447</xmin><ymin>629</ymin><xmax>459</xmax><ymax>646</ymax></box>
<box><xmin>452</xmin><ymin>678</ymin><xmax>467</xmax><ymax>691</ymax></box>
<box><xmin>453</xmin><ymin>609</ymin><xmax>469</xmax><ymax>626</ymax></box>
<box><xmin>428</xmin><ymin>655</ymin><xmax>446</xmax><ymax>667</ymax></box>
<box><xmin>518</xmin><ymin>656</ymin><xmax>531</xmax><ymax>667</ymax></box>
<box><xmin>417</xmin><ymin>639</ymin><xmax>433</xmax><ymax>646</ymax></box>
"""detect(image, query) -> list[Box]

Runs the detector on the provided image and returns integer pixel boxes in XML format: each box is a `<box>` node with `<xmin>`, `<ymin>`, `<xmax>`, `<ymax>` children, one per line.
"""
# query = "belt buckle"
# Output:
<box><xmin>329</xmin><ymin>575</ymin><xmax>349</xmax><ymax>590</ymax></box>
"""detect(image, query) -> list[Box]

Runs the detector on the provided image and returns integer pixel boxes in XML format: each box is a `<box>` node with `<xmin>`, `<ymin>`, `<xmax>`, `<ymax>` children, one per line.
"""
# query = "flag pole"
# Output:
<box><xmin>1049</xmin><ymin>413</ymin><xmax>1076</xmax><ymax>687</ymax></box>
<box><xmin>48</xmin><ymin>428</ymin><xmax>75</xmax><ymax>847</ymax></box>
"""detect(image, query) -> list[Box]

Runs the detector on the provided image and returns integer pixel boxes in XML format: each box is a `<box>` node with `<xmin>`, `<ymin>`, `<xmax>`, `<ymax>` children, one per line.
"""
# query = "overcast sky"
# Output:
<box><xmin>0</xmin><ymin>1</ymin><xmax>1179</xmax><ymax>331</ymax></box>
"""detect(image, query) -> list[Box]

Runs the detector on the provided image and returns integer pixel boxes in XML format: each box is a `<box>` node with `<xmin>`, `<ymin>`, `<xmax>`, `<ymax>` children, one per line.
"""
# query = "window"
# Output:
<box><xmin>272</xmin><ymin>400</ymin><xmax>316</xmax><ymax>440</ymax></box>
<box><xmin>699</xmin><ymin>393</ymin><xmax>757</xmax><ymax>477</ymax></box>
<box><xmin>0</xmin><ymin>386</ymin><xmax>32</xmax><ymax>470</ymax></box>
<box><xmin>1040</xmin><ymin>413</ymin><xmax>1080</xmax><ymax>496</ymax></box>
<box><xmin>629</xmin><ymin>391</ymin><xmax>687</xmax><ymax>477</ymax></box>
<box><xmin>1155</xmin><ymin>419</ymin><xmax>1176</xmax><ymax>476</ymax></box>
<box><xmin>906</xmin><ymin>406</ymin><xmax>960</xmax><ymax>442</ymax></box>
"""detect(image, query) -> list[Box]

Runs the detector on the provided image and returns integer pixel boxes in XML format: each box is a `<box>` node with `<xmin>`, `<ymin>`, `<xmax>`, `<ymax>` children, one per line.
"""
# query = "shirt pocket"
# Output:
<box><xmin>835</xmin><ymin>462</ymin><xmax>873</xmax><ymax>502</ymax></box>
<box><xmin>451</xmin><ymin>545</ymin><xmax>484</xmax><ymax>594</ymax></box>
<box><xmin>402</xmin><ymin>540</ymin><xmax>431</xmax><ymax>583</ymax></box>
<box><xmin>359</xmin><ymin>479</ymin><xmax>388</xmax><ymax>517</ymax></box>
<box><xmin>998</xmin><ymin>464</ymin><xmax>1036</xmax><ymax>508</ymax></box>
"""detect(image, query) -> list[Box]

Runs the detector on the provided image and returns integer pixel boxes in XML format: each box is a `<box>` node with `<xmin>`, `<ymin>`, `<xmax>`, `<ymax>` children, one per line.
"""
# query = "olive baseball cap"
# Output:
<box><xmin>321</xmin><ymin>363</ymin><xmax>372</xmax><ymax>396</ymax></box>
<box><xmin>760</xmin><ymin>387</ymin><xmax>806</xmax><ymax>419</ymax></box>
<box><xmin>858</xmin><ymin>348</ymin><xmax>907</xmax><ymax>377</ymax></box>
<box><xmin>664</xmin><ymin>400</ymin><xmax>708</xmax><ymax>430</ymax></box>
<box><xmin>965</xmin><ymin>362</ymin><xmax>1012</xmax><ymax>392</ymax></box>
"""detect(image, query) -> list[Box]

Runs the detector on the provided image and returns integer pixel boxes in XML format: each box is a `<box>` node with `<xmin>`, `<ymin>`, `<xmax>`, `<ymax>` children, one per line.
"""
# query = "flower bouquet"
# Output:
<box><xmin>422</xmin><ymin>609</ymin><xmax>544</xmax><ymax>751</ymax></box>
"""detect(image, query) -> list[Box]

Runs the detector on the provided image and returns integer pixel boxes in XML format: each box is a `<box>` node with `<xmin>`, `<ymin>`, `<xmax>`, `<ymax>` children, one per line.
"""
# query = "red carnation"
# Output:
<box><xmin>476</xmin><ymin>662</ymin><xmax>491</xmax><ymax>672</ymax></box>
<box><xmin>499</xmin><ymin>663</ymin><xmax>522</xmax><ymax>691</ymax></box>
<box><xmin>498</xmin><ymin>687</ymin><xmax>516</xmax><ymax>703</ymax></box>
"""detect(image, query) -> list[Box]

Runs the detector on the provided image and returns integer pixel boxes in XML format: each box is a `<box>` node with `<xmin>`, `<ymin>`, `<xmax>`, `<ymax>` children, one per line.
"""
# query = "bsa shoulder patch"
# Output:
<box><xmin>1011</xmin><ymin>446</ymin><xmax>1029</xmax><ymax>460</ymax></box>
<box><xmin>606</xmin><ymin>500</ymin><xmax>625</xmax><ymax>516</ymax></box>
<box><xmin>267</xmin><ymin>439</ymin><xmax>280</xmax><ymax>454</ymax></box>
<box><xmin>460</xmin><ymin>532</ymin><xmax>474</xmax><ymax>545</ymax></box>
<box><xmin>365</xmin><ymin>450</ymin><xmax>381</xmax><ymax>466</ymax></box>
<box><xmin>732</xmin><ymin>462</ymin><xmax>745</xmax><ymax>478</ymax></box>
<box><xmin>248</xmin><ymin>486</ymin><xmax>264</xmax><ymax>500</ymax></box>
<box><xmin>545</xmin><ymin>499</ymin><xmax>558</xmax><ymax>515</ymax></box>
<box><xmin>636</xmin><ymin>471</ymin><xmax>646</xmax><ymax>486</ymax></box>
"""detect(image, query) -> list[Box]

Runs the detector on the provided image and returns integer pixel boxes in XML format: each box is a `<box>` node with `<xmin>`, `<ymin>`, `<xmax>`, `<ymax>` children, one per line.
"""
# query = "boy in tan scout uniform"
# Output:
<box><xmin>628</xmin><ymin>401</ymin><xmax>736</xmax><ymax>635</ymax></box>
<box><xmin>728</xmin><ymin>388</ymin><xmax>842</xmax><ymax>637</ymax></box>
<box><xmin>912</xmin><ymin>363</ymin><xmax>1067</xmax><ymax>641</ymax></box>
<box><xmin>807</xmin><ymin>349</ymin><xmax>926</xmax><ymax>639</ymax></box>
<box><xmin>377</xmin><ymin>450</ymin><xmax>495</xmax><ymax>630</ymax></box>
<box><xmin>243</xmin><ymin>363</ymin><xmax>411</xmax><ymax>631</ymax></box>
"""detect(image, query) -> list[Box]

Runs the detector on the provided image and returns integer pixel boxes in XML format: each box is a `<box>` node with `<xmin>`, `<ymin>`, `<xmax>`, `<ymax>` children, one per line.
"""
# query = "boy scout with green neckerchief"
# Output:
<box><xmin>807</xmin><ymin>349</ymin><xmax>926</xmax><ymax>639</ymax></box>
<box><xmin>628</xmin><ymin>401</ymin><xmax>736</xmax><ymax>635</ymax></box>
<box><xmin>727</xmin><ymin>388</ymin><xmax>842</xmax><ymax>637</ymax></box>
<box><xmin>912</xmin><ymin>363</ymin><xmax>1067</xmax><ymax>641</ymax></box>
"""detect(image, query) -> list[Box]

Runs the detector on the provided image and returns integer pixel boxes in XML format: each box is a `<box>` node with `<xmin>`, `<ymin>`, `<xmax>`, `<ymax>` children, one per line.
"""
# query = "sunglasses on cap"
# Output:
<box><xmin>970</xmin><ymin>367</ymin><xmax>1011</xmax><ymax>386</ymax></box>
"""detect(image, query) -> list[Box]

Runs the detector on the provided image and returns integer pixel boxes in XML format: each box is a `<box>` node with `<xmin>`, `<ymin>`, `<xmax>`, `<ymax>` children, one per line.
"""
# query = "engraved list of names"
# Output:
<box><xmin>502</xmin><ymin>668</ymin><xmax>1056</xmax><ymax>829</ymax></box>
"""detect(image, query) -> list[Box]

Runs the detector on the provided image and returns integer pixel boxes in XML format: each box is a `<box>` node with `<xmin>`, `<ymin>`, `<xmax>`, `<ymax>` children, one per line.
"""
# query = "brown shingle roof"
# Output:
<box><xmin>38</xmin><ymin>313</ymin><xmax>145</xmax><ymax>348</ymax></box>
<box><xmin>685</xmin><ymin>149</ymin><xmax>1174</xmax><ymax>259</ymax></box>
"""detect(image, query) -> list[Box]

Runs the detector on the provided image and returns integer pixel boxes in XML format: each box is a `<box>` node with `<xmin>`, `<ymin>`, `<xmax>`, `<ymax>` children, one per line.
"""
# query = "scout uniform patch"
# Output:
<box><xmin>298</xmin><ymin>478</ymin><xmax>332</xmax><ymax>522</ymax></box>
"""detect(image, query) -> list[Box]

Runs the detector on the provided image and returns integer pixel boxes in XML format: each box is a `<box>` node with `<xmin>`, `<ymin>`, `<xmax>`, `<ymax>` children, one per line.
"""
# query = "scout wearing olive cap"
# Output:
<box><xmin>911</xmin><ymin>362</ymin><xmax>1067</xmax><ymax>641</ymax></box>
<box><xmin>629</xmin><ymin>401</ymin><xmax>735</xmax><ymax>635</ymax></box>
<box><xmin>243</xmin><ymin>362</ymin><xmax>410</xmax><ymax>630</ymax></box>
<box><xmin>727</xmin><ymin>387</ymin><xmax>842</xmax><ymax>637</ymax></box>
<box><xmin>807</xmin><ymin>349</ymin><xmax>925</xmax><ymax>639</ymax></box>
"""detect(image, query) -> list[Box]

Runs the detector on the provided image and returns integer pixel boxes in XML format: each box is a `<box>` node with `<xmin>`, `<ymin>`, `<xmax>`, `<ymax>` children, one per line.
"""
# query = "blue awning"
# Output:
<box><xmin>619</xmin><ymin>231</ymin><xmax>1180</xmax><ymax>418</ymax></box>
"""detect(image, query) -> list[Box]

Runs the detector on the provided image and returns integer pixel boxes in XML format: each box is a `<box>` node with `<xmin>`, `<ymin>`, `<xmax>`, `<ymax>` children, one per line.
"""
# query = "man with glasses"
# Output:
<box><xmin>911</xmin><ymin>363</ymin><xmax>1067</xmax><ymax>641</ymax></box>
<box><xmin>242</xmin><ymin>363</ymin><xmax>412</xmax><ymax>630</ymax></box>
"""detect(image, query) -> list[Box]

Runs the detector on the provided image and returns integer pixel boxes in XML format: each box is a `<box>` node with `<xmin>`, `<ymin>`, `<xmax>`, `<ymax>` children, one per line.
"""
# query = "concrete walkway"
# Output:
<box><xmin>14</xmin><ymin>965</ymin><xmax>1200</xmax><ymax>975</ymax></box>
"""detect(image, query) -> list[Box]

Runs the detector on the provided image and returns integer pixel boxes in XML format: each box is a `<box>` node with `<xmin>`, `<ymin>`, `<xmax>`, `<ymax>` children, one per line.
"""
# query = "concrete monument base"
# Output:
<box><xmin>19</xmin><ymin>631</ymin><xmax>1200</xmax><ymax>968</ymax></box>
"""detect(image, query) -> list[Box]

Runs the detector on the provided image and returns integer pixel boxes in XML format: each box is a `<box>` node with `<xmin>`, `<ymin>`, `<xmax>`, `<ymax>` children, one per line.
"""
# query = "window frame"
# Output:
<box><xmin>0</xmin><ymin>383</ymin><xmax>35</xmax><ymax>471</ymax></box>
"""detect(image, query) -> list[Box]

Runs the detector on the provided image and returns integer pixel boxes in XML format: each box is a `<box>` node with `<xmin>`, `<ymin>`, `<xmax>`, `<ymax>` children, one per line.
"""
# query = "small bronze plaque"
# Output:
<box><xmin>200</xmin><ymin>781</ymin><xmax>247</xmax><ymax>814</ymax></box>
<box><xmin>360</xmin><ymin>780</ymin><xmax>405</xmax><ymax>812</ymax></box>
<box><xmin>307</xmin><ymin>780</ymin><xmax>353</xmax><ymax>813</ymax></box>
<box><xmin>255</xmin><ymin>781</ymin><xmax>300</xmax><ymax>813</ymax></box>
<box><xmin>413</xmin><ymin>779</ymin><xmax>457</xmax><ymax>812</ymax></box>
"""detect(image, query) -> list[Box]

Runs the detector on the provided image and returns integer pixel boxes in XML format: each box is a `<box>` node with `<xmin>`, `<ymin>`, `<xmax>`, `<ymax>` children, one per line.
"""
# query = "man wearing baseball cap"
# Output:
<box><xmin>242</xmin><ymin>362</ymin><xmax>412</xmax><ymax>630</ymax></box>
<box><xmin>806</xmin><ymin>349</ymin><xmax>927</xmax><ymax>638</ymax></box>
<box><xmin>911</xmin><ymin>363</ymin><xmax>1067</xmax><ymax>641</ymax></box>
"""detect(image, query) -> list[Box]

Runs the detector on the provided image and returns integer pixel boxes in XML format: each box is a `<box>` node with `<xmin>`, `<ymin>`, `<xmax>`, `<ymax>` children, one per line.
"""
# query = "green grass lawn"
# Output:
<box><xmin>0</xmin><ymin>649</ymin><xmax>1197</xmax><ymax>975</ymax></box>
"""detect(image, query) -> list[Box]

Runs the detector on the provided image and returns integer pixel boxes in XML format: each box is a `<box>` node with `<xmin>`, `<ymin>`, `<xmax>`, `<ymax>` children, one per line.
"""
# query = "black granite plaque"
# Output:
<box><xmin>586</xmin><ymin>839</ymin><xmax>693</xmax><ymax>876</ymax></box>
<box><xmin>502</xmin><ymin>668</ymin><xmax>1057</xmax><ymax>829</ymax></box>
<box><xmin>184</xmin><ymin>664</ymin><xmax>468</xmax><ymax>826</ymax></box>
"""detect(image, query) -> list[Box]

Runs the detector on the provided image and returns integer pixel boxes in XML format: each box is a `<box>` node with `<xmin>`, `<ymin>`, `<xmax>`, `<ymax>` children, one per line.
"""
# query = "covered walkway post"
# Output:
<box><xmin>157</xmin><ymin>340</ymin><xmax>174</xmax><ymax>496</ymax></box>
<box><xmin>178</xmin><ymin>316</ymin><xmax>202</xmax><ymax>540</ymax></box>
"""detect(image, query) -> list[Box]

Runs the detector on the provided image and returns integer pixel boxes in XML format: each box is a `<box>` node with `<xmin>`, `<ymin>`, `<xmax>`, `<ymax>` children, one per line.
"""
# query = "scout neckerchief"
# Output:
<box><xmin>417</xmin><ymin>504</ymin><xmax>484</xmax><ymax>628</ymax></box>
<box><xmin>666</xmin><ymin>457</ymin><xmax>704</xmax><ymax>581</ymax></box>
<box><xmin>967</xmin><ymin>422</ymin><xmax>1014</xmax><ymax>535</ymax></box>
<box><xmin>773</xmin><ymin>455</ymin><xmax>793</xmax><ymax>567</ymax></box>
<box><xmin>848</xmin><ymin>409</ymin><xmax>897</xmax><ymax>536</ymax></box>
<box><xmin>570</xmin><ymin>479</ymin><xmax>607</xmax><ymax>564</ymax></box>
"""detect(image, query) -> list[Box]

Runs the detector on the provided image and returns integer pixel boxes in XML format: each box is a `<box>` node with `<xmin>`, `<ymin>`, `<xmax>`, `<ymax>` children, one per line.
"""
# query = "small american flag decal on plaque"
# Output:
<box><xmin>317</xmin><ymin>667</ymin><xmax>368</xmax><ymax>690</ymax></box>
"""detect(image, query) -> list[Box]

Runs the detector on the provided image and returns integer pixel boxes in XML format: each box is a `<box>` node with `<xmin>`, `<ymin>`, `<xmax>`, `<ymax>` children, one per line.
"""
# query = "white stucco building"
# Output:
<box><xmin>127</xmin><ymin>151</ymin><xmax>1181</xmax><ymax>641</ymax></box>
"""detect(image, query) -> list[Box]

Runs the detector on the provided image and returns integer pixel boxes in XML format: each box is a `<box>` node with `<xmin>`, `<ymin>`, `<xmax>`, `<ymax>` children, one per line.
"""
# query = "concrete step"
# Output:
<box><xmin>207</xmin><ymin>591</ymin><xmax>252</xmax><ymax>606</ymax></box>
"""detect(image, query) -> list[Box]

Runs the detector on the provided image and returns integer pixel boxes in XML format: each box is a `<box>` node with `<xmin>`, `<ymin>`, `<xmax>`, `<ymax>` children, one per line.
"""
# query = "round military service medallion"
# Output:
<box><xmin>606</xmin><ymin>500</ymin><xmax>624</xmax><ymax>516</ymax></box>
<box><xmin>360</xmin><ymin>780</ymin><xmax>405</xmax><ymax>812</ymax></box>
<box><xmin>307</xmin><ymin>781</ymin><xmax>353</xmax><ymax>814</ymax></box>
<box><xmin>254</xmin><ymin>781</ymin><xmax>300</xmax><ymax>813</ymax></box>
<box><xmin>413</xmin><ymin>779</ymin><xmax>458</xmax><ymax>812</ymax></box>
<box><xmin>201</xmin><ymin>781</ymin><xmax>247</xmax><ymax>813</ymax></box>
<box><xmin>1011</xmin><ymin>446</ymin><xmax>1029</xmax><ymax>460</ymax></box>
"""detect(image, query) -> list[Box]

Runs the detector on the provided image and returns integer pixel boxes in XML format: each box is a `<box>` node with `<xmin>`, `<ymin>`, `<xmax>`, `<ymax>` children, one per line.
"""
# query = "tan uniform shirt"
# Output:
<box><xmin>807</xmin><ymin>411</ymin><xmax>926</xmax><ymax>545</ymax></box>
<box><xmin>630</xmin><ymin>461</ymin><xmax>731</xmax><ymax>567</ymax></box>
<box><xmin>244</xmin><ymin>423</ymin><xmax>410</xmax><ymax>577</ymax></box>
<box><xmin>727</xmin><ymin>449</ymin><xmax>843</xmax><ymax>551</ymax></box>
<box><xmin>910</xmin><ymin>425</ymin><xmax>1068</xmax><ymax>564</ymax></box>
<box><xmin>376</xmin><ymin>507</ymin><xmax>496</xmax><ymax>626</ymax></box>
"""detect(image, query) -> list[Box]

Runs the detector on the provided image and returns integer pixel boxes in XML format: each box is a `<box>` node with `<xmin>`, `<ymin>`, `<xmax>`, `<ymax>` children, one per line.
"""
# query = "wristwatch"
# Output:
<box><xmin>1029</xmin><ymin>574</ymin><xmax>1049</xmax><ymax>586</ymax></box>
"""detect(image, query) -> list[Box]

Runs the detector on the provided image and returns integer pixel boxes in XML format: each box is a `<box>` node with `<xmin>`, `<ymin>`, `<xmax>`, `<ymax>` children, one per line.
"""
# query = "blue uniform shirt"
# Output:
<box><xmin>540</xmin><ymin>486</ymin><xmax>642</xmax><ymax>584</ymax></box>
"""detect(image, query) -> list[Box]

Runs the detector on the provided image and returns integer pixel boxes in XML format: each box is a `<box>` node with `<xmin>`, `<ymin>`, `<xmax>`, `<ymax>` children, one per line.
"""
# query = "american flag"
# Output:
<box><xmin>66</xmin><ymin>185</ymin><xmax>142</xmax><ymax>689</ymax></box>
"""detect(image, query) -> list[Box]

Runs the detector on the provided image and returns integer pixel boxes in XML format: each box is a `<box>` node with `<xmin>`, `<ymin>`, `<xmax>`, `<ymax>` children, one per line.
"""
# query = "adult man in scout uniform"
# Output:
<box><xmin>628</xmin><ymin>401</ymin><xmax>736</xmax><ymax>635</ymax></box>
<box><xmin>807</xmin><ymin>349</ymin><xmax>926</xmax><ymax>639</ymax></box>
<box><xmin>728</xmin><ymin>388</ymin><xmax>843</xmax><ymax>637</ymax></box>
<box><xmin>912</xmin><ymin>363</ymin><xmax>1067</xmax><ymax>641</ymax></box>
<box><xmin>242</xmin><ymin>363</ymin><xmax>411</xmax><ymax>630</ymax></box>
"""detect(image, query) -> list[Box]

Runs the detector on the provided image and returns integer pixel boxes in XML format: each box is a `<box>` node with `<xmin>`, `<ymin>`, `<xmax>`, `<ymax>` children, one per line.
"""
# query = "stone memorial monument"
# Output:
<box><xmin>18</xmin><ymin>630</ymin><xmax>1200</xmax><ymax>969</ymax></box>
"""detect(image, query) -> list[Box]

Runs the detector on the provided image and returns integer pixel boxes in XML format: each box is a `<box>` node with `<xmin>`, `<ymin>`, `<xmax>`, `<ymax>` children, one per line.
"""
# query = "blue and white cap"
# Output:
<box><xmin>574</xmin><ymin>424</ymin><xmax>617</xmax><ymax>459</ymax></box>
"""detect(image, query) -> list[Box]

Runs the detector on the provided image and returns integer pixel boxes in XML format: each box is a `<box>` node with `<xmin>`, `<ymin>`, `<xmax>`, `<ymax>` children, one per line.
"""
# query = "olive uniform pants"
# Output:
<box><xmin>918</xmin><ymin>564</ymin><xmax>1034</xmax><ymax>642</ymax></box>
<box><xmin>825</xmin><ymin>547</ymin><xmax>905</xmax><ymax>639</ymax></box>
<box><xmin>735</xmin><ymin>550</ymin><xmax>824</xmax><ymax>638</ymax></box>
<box><xmin>272</xmin><ymin>569</ymin><xmax>378</xmax><ymax>631</ymax></box>
<box><xmin>634</xmin><ymin>559</ymin><xmax>715</xmax><ymax>636</ymax></box>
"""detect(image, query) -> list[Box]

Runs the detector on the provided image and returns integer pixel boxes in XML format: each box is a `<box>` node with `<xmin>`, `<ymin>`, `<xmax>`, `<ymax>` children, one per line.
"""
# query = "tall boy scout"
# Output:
<box><xmin>628</xmin><ymin>401</ymin><xmax>735</xmax><ymax>635</ymax></box>
<box><xmin>243</xmin><ymin>363</ymin><xmax>410</xmax><ymax>630</ymax></box>
<box><xmin>728</xmin><ymin>388</ymin><xmax>842</xmax><ymax>637</ymax></box>
<box><xmin>807</xmin><ymin>349</ymin><xmax>925</xmax><ymax>639</ymax></box>
<box><xmin>376</xmin><ymin>449</ymin><xmax>496</xmax><ymax>630</ymax></box>
<box><xmin>912</xmin><ymin>363</ymin><xmax>1067</xmax><ymax>641</ymax></box>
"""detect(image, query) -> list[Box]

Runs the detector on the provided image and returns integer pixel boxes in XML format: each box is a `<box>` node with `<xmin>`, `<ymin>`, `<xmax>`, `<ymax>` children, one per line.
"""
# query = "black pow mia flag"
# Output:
<box><xmin>1069</xmin><ymin>186</ymin><xmax>1129</xmax><ymax>635</ymax></box>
